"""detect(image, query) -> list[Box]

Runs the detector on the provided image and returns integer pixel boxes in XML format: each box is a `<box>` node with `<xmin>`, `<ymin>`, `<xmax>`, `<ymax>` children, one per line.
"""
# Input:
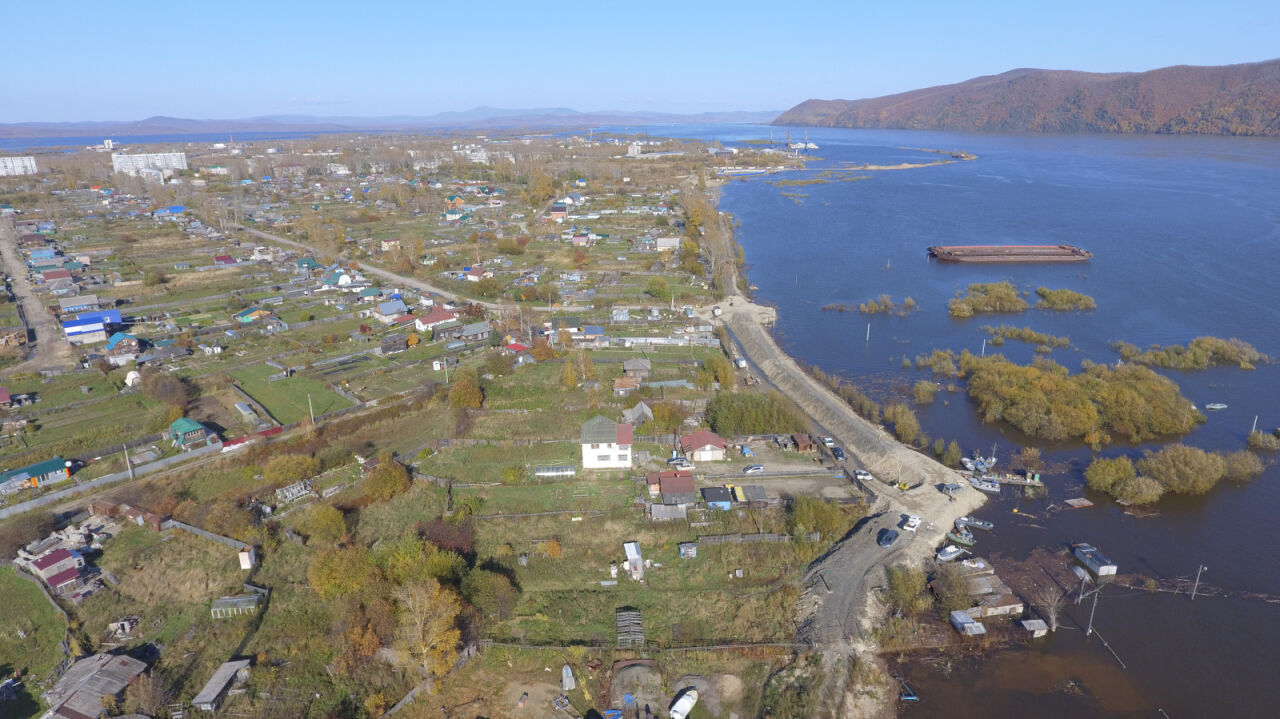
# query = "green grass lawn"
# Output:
<box><xmin>230</xmin><ymin>364</ymin><xmax>353</xmax><ymax>425</ymax></box>
<box><xmin>0</xmin><ymin>566</ymin><xmax>67</xmax><ymax>680</ymax></box>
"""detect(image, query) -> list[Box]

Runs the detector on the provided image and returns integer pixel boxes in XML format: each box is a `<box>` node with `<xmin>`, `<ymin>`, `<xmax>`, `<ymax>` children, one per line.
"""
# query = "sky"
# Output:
<box><xmin>6</xmin><ymin>0</ymin><xmax>1279</xmax><ymax>123</ymax></box>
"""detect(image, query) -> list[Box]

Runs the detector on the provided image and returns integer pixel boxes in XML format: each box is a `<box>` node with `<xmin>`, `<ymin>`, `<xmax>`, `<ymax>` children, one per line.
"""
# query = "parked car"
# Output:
<box><xmin>832</xmin><ymin>447</ymin><xmax>846</xmax><ymax>461</ymax></box>
<box><xmin>877</xmin><ymin>528</ymin><xmax>900</xmax><ymax>548</ymax></box>
<box><xmin>854</xmin><ymin>469</ymin><xmax>874</xmax><ymax>482</ymax></box>
<box><xmin>743</xmin><ymin>464</ymin><xmax>765</xmax><ymax>475</ymax></box>
<box><xmin>666</xmin><ymin>456</ymin><xmax>688</xmax><ymax>465</ymax></box>
<box><xmin>821</xmin><ymin>436</ymin><xmax>835</xmax><ymax>447</ymax></box>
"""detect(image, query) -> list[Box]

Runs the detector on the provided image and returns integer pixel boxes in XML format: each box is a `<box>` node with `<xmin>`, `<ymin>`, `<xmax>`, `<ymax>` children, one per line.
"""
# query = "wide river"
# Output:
<box><xmin>605</xmin><ymin>123</ymin><xmax>1280</xmax><ymax>717</ymax></box>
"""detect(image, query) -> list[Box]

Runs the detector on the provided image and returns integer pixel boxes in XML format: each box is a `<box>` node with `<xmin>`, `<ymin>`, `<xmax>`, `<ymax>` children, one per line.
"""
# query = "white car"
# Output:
<box><xmin>902</xmin><ymin>515</ymin><xmax>921</xmax><ymax>532</ymax></box>
<box><xmin>854</xmin><ymin>469</ymin><xmax>874</xmax><ymax>482</ymax></box>
<box><xmin>822</xmin><ymin>436</ymin><xmax>836</xmax><ymax>447</ymax></box>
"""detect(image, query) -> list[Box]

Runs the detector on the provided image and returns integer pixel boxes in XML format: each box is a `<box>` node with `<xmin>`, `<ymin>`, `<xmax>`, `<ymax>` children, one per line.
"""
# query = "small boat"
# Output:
<box><xmin>1205</xmin><ymin>403</ymin><xmax>1228</xmax><ymax>411</ymax></box>
<box><xmin>956</xmin><ymin>516</ymin><xmax>994</xmax><ymax>531</ymax></box>
<box><xmin>961</xmin><ymin>558</ymin><xmax>987</xmax><ymax>569</ymax></box>
<box><xmin>669</xmin><ymin>689</ymin><xmax>699</xmax><ymax>719</ymax></box>
<box><xmin>937</xmin><ymin>544</ymin><xmax>965</xmax><ymax>562</ymax></box>
<box><xmin>968</xmin><ymin>477</ymin><xmax>1001</xmax><ymax>494</ymax></box>
<box><xmin>902</xmin><ymin>515</ymin><xmax>922</xmax><ymax>532</ymax></box>
<box><xmin>946</xmin><ymin>528</ymin><xmax>976</xmax><ymax>547</ymax></box>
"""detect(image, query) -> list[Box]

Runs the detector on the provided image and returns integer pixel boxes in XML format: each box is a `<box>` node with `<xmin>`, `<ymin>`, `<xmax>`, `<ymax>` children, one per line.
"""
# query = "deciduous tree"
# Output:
<box><xmin>395</xmin><ymin>579</ymin><xmax>462</xmax><ymax>678</ymax></box>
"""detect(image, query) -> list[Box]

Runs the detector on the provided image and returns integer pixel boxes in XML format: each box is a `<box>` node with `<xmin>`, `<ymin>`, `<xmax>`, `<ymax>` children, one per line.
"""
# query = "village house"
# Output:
<box><xmin>372</xmin><ymin>299</ymin><xmax>409</xmax><ymax>324</ymax></box>
<box><xmin>62</xmin><ymin>309</ymin><xmax>122</xmax><ymax>345</ymax></box>
<box><xmin>379</xmin><ymin>333</ymin><xmax>408</xmax><ymax>356</ymax></box>
<box><xmin>702</xmin><ymin>486</ymin><xmax>734</xmax><ymax>510</ymax></box>
<box><xmin>580</xmin><ymin>416</ymin><xmax>633</xmax><ymax>470</ymax></box>
<box><xmin>0</xmin><ymin>456</ymin><xmax>71</xmax><ymax>493</ymax></box>
<box><xmin>622</xmin><ymin>400</ymin><xmax>653</xmax><ymax>426</ymax></box>
<box><xmin>460</xmin><ymin>320</ymin><xmax>492</xmax><ymax>343</ymax></box>
<box><xmin>170</xmin><ymin>417</ymin><xmax>212</xmax><ymax>449</ymax></box>
<box><xmin>681</xmin><ymin>429</ymin><xmax>728</xmax><ymax>462</ymax></box>
<box><xmin>42</xmin><ymin>653</ymin><xmax>147</xmax><ymax>719</ymax></box>
<box><xmin>414</xmin><ymin>306</ymin><xmax>458</xmax><ymax>333</ymax></box>
<box><xmin>613</xmin><ymin>376</ymin><xmax>639</xmax><ymax>397</ymax></box>
<box><xmin>296</xmin><ymin>256</ymin><xmax>323</xmax><ymax>272</ymax></box>
<box><xmin>431</xmin><ymin>319</ymin><xmax>465</xmax><ymax>341</ymax></box>
<box><xmin>58</xmin><ymin>295</ymin><xmax>100</xmax><ymax>314</ymax></box>
<box><xmin>464</xmin><ymin>266</ymin><xmax>493</xmax><ymax>282</ymax></box>
<box><xmin>30</xmin><ymin>546</ymin><xmax>85</xmax><ymax>584</ymax></box>
<box><xmin>233</xmin><ymin>308</ymin><xmax>272</xmax><ymax>324</ymax></box>
<box><xmin>622</xmin><ymin>358</ymin><xmax>652</xmax><ymax>379</ymax></box>
<box><xmin>657</xmin><ymin>471</ymin><xmax>696</xmax><ymax>505</ymax></box>
<box><xmin>104</xmin><ymin>331</ymin><xmax>143</xmax><ymax>366</ymax></box>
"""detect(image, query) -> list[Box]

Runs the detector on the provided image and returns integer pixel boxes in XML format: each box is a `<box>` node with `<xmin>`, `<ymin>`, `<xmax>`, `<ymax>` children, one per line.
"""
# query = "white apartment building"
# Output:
<box><xmin>111</xmin><ymin>152</ymin><xmax>188</xmax><ymax>176</ymax></box>
<box><xmin>0</xmin><ymin>156</ymin><xmax>38</xmax><ymax>176</ymax></box>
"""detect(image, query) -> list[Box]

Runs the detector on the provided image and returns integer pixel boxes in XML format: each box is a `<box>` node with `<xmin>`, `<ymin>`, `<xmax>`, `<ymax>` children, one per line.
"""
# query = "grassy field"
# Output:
<box><xmin>231</xmin><ymin>364</ymin><xmax>354</xmax><ymax>424</ymax></box>
<box><xmin>0</xmin><ymin>566</ymin><xmax>67</xmax><ymax>681</ymax></box>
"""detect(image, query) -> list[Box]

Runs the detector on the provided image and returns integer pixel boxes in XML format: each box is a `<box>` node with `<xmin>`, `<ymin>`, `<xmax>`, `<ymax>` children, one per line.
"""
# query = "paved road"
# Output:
<box><xmin>0</xmin><ymin>218</ymin><xmax>74</xmax><ymax>375</ymax></box>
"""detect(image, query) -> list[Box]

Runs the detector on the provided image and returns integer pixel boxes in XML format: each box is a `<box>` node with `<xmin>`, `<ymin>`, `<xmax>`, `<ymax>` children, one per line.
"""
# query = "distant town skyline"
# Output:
<box><xmin>6</xmin><ymin>0</ymin><xmax>1278</xmax><ymax>123</ymax></box>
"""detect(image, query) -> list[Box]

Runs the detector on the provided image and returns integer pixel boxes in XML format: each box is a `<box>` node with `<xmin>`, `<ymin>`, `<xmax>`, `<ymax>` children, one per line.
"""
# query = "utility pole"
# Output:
<box><xmin>307</xmin><ymin>393</ymin><xmax>314</xmax><ymax>424</ymax></box>
<box><xmin>1192</xmin><ymin>564</ymin><xmax>1207</xmax><ymax>601</ymax></box>
<box><xmin>981</xmin><ymin>338</ymin><xmax>986</xmax><ymax>357</ymax></box>
<box><xmin>1086</xmin><ymin>588</ymin><xmax>1099</xmax><ymax>636</ymax></box>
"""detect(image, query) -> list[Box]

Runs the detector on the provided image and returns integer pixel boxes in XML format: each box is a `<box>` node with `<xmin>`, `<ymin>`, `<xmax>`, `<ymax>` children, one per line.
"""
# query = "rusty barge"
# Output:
<box><xmin>928</xmin><ymin>244</ymin><xmax>1093</xmax><ymax>263</ymax></box>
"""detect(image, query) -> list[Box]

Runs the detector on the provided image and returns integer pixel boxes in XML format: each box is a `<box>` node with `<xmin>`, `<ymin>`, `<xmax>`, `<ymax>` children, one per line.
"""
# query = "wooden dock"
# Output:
<box><xmin>982</xmin><ymin>473</ymin><xmax>1045</xmax><ymax>488</ymax></box>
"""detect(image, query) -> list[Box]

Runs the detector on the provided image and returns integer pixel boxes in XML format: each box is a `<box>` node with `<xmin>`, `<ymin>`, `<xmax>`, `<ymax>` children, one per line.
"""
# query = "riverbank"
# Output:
<box><xmin>710</xmin><ymin>285</ymin><xmax>986</xmax><ymax>718</ymax></box>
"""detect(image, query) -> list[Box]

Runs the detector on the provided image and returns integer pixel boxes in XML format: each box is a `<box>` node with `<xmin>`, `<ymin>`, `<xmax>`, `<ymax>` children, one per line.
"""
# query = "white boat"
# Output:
<box><xmin>1205</xmin><ymin>403</ymin><xmax>1228</xmax><ymax>411</ymax></box>
<box><xmin>937</xmin><ymin>545</ymin><xmax>965</xmax><ymax>562</ymax></box>
<box><xmin>670</xmin><ymin>689</ymin><xmax>699</xmax><ymax>719</ymax></box>
<box><xmin>902</xmin><ymin>515</ymin><xmax>921</xmax><ymax>532</ymax></box>
<box><xmin>968</xmin><ymin>477</ymin><xmax>1001</xmax><ymax>494</ymax></box>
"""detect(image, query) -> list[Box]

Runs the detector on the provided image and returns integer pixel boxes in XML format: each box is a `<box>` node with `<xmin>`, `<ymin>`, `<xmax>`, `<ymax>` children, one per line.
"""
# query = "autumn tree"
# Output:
<box><xmin>140</xmin><ymin>370</ymin><xmax>189</xmax><ymax>410</ymax></box>
<box><xmin>366</xmin><ymin>453</ymin><xmax>411</xmax><ymax>502</ymax></box>
<box><xmin>530</xmin><ymin>337</ymin><xmax>556</xmax><ymax>361</ymax></box>
<box><xmin>1137</xmin><ymin>444</ymin><xmax>1226</xmax><ymax>495</ymax></box>
<box><xmin>461</xmin><ymin>569</ymin><xmax>519</xmax><ymax>620</ymax></box>
<box><xmin>561</xmin><ymin>360</ymin><xmax>577</xmax><ymax>389</ymax></box>
<box><xmin>303</xmin><ymin>504</ymin><xmax>347</xmax><ymax>545</ymax></box>
<box><xmin>448</xmin><ymin>374</ymin><xmax>483</xmax><ymax>411</ymax></box>
<box><xmin>395</xmin><ymin>578</ymin><xmax>462</xmax><ymax>678</ymax></box>
<box><xmin>123</xmin><ymin>673</ymin><xmax>169</xmax><ymax>716</ymax></box>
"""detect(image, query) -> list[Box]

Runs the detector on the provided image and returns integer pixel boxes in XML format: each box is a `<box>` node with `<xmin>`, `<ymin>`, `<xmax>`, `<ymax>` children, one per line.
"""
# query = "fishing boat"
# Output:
<box><xmin>968</xmin><ymin>477</ymin><xmax>1001</xmax><ymax>494</ymax></box>
<box><xmin>937</xmin><ymin>545</ymin><xmax>965</xmax><ymax>562</ymax></box>
<box><xmin>961</xmin><ymin>447</ymin><xmax>998</xmax><ymax>473</ymax></box>
<box><xmin>1205</xmin><ymin>403</ymin><xmax>1228</xmax><ymax>411</ymax></box>
<box><xmin>956</xmin><ymin>516</ymin><xmax>994</xmax><ymax>531</ymax></box>
<box><xmin>946</xmin><ymin>527</ymin><xmax>976</xmax><ymax>547</ymax></box>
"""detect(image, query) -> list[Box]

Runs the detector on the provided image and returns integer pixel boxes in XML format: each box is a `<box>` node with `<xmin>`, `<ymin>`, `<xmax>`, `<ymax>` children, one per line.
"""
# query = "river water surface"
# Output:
<box><xmin>606</xmin><ymin>123</ymin><xmax>1280</xmax><ymax>717</ymax></box>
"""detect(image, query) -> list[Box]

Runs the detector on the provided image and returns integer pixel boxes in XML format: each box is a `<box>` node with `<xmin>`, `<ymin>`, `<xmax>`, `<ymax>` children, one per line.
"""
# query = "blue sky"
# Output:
<box><xmin>6</xmin><ymin>0</ymin><xmax>1278</xmax><ymax>122</ymax></box>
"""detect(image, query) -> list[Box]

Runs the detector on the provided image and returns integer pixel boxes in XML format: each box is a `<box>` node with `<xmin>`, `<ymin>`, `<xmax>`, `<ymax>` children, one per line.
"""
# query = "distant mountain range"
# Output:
<box><xmin>775</xmin><ymin>59</ymin><xmax>1280</xmax><ymax>136</ymax></box>
<box><xmin>0</xmin><ymin>107</ymin><xmax>780</xmax><ymax>139</ymax></box>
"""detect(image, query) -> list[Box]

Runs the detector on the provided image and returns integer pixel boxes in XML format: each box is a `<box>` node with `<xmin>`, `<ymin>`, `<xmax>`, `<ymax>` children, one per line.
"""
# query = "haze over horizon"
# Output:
<box><xmin>6</xmin><ymin>0</ymin><xmax>1279</xmax><ymax>124</ymax></box>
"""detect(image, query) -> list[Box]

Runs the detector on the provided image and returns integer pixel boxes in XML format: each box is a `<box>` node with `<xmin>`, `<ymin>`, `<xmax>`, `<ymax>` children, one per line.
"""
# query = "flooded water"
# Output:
<box><xmin>611</xmin><ymin>124</ymin><xmax>1280</xmax><ymax>716</ymax></box>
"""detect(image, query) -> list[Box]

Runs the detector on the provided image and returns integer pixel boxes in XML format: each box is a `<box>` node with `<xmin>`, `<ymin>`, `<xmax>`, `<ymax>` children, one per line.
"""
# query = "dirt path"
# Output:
<box><xmin>0</xmin><ymin>218</ymin><xmax>74</xmax><ymax>376</ymax></box>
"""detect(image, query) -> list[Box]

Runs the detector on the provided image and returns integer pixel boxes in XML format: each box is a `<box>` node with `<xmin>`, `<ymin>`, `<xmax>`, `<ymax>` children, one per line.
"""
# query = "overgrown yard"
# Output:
<box><xmin>231</xmin><ymin>364</ymin><xmax>354</xmax><ymax>424</ymax></box>
<box><xmin>0</xmin><ymin>566</ymin><xmax>67</xmax><ymax>680</ymax></box>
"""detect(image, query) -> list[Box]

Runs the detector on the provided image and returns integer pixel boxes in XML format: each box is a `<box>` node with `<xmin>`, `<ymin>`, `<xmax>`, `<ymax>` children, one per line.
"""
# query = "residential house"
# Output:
<box><xmin>443</xmin><ymin>207</ymin><xmax>468</xmax><ymax>222</ymax></box>
<box><xmin>621</xmin><ymin>401</ymin><xmax>653</xmax><ymax>426</ymax></box>
<box><xmin>793</xmin><ymin>433</ymin><xmax>816</xmax><ymax>453</ymax></box>
<box><xmin>702</xmin><ymin>486</ymin><xmax>734</xmax><ymax>510</ymax></box>
<box><xmin>62</xmin><ymin>309</ymin><xmax>121</xmax><ymax>345</ymax></box>
<box><xmin>622</xmin><ymin>358</ymin><xmax>651</xmax><ymax>379</ymax></box>
<box><xmin>464</xmin><ymin>266</ymin><xmax>492</xmax><ymax>282</ymax></box>
<box><xmin>213</xmin><ymin>254</ymin><xmax>237</xmax><ymax>265</ymax></box>
<box><xmin>431</xmin><ymin>319</ymin><xmax>465</xmax><ymax>341</ymax></box>
<box><xmin>58</xmin><ymin>295</ymin><xmax>100</xmax><ymax>314</ymax></box>
<box><xmin>1</xmin><ymin>456</ymin><xmax>71</xmax><ymax>493</ymax></box>
<box><xmin>358</xmin><ymin>287</ymin><xmax>383</xmax><ymax>302</ymax></box>
<box><xmin>613</xmin><ymin>376</ymin><xmax>639</xmax><ymax>397</ymax></box>
<box><xmin>42</xmin><ymin>653</ymin><xmax>147</xmax><ymax>719</ymax></box>
<box><xmin>580</xmin><ymin>416</ymin><xmax>633</xmax><ymax>470</ymax></box>
<box><xmin>444</xmin><ymin>195</ymin><xmax>466</xmax><ymax>209</ymax></box>
<box><xmin>30</xmin><ymin>547</ymin><xmax>85</xmax><ymax>591</ymax></box>
<box><xmin>372</xmin><ymin>299</ymin><xmax>409</xmax><ymax>324</ymax></box>
<box><xmin>548</xmin><ymin>203</ymin><xmax>568</xmax><ymax>221</ymax></box>
<box><xmin>549</xmin><ymin>316</ymin><xmax>583</xmax><ymax>336</ymax></box>
<box><xmin>414</xmin><ymin>306</ymin><xmax>457</xmax><ymax>333</ymax></box>
<box><xmin>321</xmin><ymin>269</ymin><xmax>355</xmax><ymax>287</ymax></box>
<box><xmin>170</xmin><ymin>417</ymin><xmax>211</xmax><ymax>449</ymax></box>
<box><xmin>104</xmin><ymin>332</ymin><xmax>143</xmax><ymax>367</ymax></box>
<box><xmin>296</xmin><ymin>257</ymin><xmax>323</xmax><ymax>272</ymax></box>
<box><xmin>379</xmin><ymin>333</ymin><xmax>408</xmax><ymax>356</ymax></box>
<box><xmin>658</xmin><ymin>472</ymin><xmax>697</xmax><ymax>505</ymax></box>
<box><xmin>460</xmin><ymin>321</ymin><xmax>492</xmax><ymax>343</ymax></box>
<box><xmin>680</xmin><ymin>430</ymin><xmax>728</xmax><ymax>462</ymax></box>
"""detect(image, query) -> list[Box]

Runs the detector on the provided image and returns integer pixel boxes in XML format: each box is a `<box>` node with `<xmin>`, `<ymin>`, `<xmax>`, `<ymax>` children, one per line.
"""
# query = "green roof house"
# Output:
<box><xmin>170</xmin><ymin>417</ymin><xmax>210</xmax><ymax>449</ymax></box>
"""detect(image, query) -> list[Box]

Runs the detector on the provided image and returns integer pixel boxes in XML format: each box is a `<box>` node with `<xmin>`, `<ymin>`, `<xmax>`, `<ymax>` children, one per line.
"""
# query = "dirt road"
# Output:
<box><xmin>0</xmin><ymin>217</ymin><xmax>74</xmax><ymax>375</ymax></box>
